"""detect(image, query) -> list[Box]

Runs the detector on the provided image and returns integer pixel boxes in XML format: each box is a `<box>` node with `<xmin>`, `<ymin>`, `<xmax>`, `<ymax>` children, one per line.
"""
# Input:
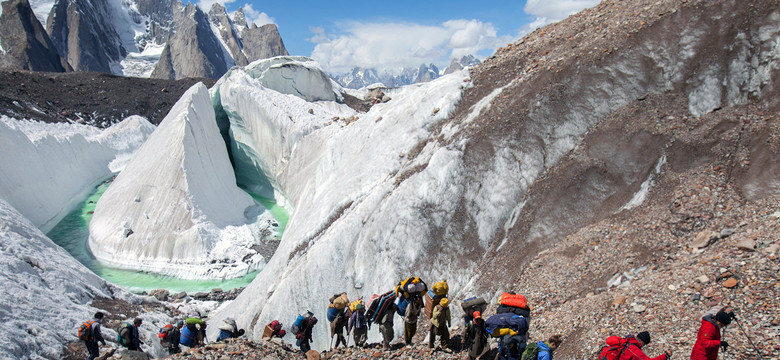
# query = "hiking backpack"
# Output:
<box><xmin>116</xmin><ymin>322</ymin><xmax>132</xmax><ymax>346</ymax></box>
<box><xmin>158</xmin><ymin>324</ymin><xmax>174</xmax><ymax>345</ymax></box>
<box><xmin>291</xmin><ymin>313</ymin><xmax>311</xmax><ymax>335</ymax></box>
<box><xmin>599</xmin><ymin>336</ymin><xmax>631</xmax><ymax>360</ymax></box>
<box><xmin>77</xmin><ymin>321</ymin><xmax>95</xmax><ymax>341</ymax></box>
<box><xmin>520</xmin><ymin>342</ymin><xmax>541</xmax><ymax>360</ymax></box>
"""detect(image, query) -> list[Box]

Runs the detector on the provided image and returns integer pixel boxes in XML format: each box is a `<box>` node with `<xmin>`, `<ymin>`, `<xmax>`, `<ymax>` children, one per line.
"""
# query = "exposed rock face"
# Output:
<box><xmin>208</xmin><ymin>3</ymin><xmax>248</xmax><ymax>66</ymax></box>
<box><xmin>46</xmin><ymin>0</ymin><xmax>127</xmax><ymax>72</ymax></box>
<box><xmin>239</xmin><ymin>23</ymin><xmax>288</xmax><ymax>62</ymax></box>
<box><xmin>0</xmin><ymin>0</ymin><xmax>70</xmax><ymax>71</ymax></box>
<box><xmin>151</xmin><ymin>2</ymin><xmax>229</xmax><ymax>80</ymax></box>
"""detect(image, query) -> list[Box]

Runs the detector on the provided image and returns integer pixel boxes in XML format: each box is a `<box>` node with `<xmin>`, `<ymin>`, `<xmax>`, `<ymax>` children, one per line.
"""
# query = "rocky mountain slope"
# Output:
<box><xmin>0</xmin><ymin>0</ymin><xmax>287</xmax><ymax>79</ymax></box>
<box><xmin>0</xmin><ymin>0</ymin><xmax>777</xmax><ymax>359</ymax></box>
<box><xmin>205</xmin><ymin>0</ymin><xmax>777</xmax><ymax>356</ymax></box>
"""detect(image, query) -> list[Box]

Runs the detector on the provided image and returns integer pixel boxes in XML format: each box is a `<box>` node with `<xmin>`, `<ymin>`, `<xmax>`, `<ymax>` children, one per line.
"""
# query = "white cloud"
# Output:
<box><xmin>523</xmin><ymin>0</ymin><xmax>600</xmax><ymax>22</ymax></box>
<box><xmin>310</xmin><ymin>19</ymin><xmax>515</xmax><ymax>73</ymax></box>
<box><xmin>240</xmin><ymin>3</ymin><xmax>274</xmax><ymax>26</ymax></box>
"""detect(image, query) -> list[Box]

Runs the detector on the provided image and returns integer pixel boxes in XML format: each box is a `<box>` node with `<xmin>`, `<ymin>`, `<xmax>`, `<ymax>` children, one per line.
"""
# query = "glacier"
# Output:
<box><xmin>0</xmin><ymin>116</ymin><xmax>155</xmax><ymax>233</ymax></box>
<box><xmin>88</xmin><ymin>83</ymin><xmax>275</xmax><ymax>280</ymax></box>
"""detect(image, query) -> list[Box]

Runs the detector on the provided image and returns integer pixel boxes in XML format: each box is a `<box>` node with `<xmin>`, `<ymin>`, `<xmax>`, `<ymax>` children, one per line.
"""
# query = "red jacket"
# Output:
<box><xmin>690</xmin><ymin>317</ymin><xmax>721</xmax><ymax>360</ymax></box>
<box><xmin>619</xmin><ymin>337</ymin><xmax>669</xmax><ymax>360</ymax></box>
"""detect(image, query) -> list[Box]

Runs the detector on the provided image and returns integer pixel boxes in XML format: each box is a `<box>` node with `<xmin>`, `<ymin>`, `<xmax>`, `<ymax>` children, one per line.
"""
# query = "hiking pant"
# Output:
<box><xmin>428</xmin><ymin>325</ymin><xmax>450</xmax><ymax>349</ymax></box>
<box><xmin>379</xmin><ymin>323</ymin><xmax>394</xmax><ymax>348</ymax></box>
<box><xmin>85</xmin><ymin>340</ymin><xmax>99</xmax><ymax>360</ymax></box>
<box><xmin>167</xmin><ymin>345</ymin><xmax>181</xmax><ymax>354</ymax></box>
<box><xmin>297</xmin><ymin>337</ymin><xmax>311</xmax><ymax>353</ymax></box>
<box><xmin>404</xmin><ymin>321</ymin><xmax>418</xmax><ymax>344</ymax></box>
<box><xmin>353</xmin><ymin>327</ymin><xmax>368</xmax><ymax>347</ymax></box>
<box><xmin>334</xmin><ymin>333</ymin><xmax>347</xmax><ymax>348</ymax></box>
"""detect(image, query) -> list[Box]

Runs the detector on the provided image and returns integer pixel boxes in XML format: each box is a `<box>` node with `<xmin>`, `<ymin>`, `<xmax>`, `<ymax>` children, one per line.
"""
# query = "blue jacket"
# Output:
<box><xmin>536</xmin><ymin>341</ymin><xmax>552</xmax><ymax>360</ymax></box>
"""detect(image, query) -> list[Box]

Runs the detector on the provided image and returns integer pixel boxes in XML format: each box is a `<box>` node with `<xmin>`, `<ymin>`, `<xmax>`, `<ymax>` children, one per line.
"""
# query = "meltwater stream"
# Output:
<box><xmin>47</xmin><ymin>179</ymin><xmax>289</xmax><ymax>293</ymax></box>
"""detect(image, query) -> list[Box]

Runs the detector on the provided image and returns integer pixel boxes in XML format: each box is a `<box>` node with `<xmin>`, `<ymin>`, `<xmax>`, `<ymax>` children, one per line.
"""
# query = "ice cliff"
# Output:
<box><xmin>0</xmin><ymin>116</ymin><xmax>154</xmax><ymax>232</ymax></box>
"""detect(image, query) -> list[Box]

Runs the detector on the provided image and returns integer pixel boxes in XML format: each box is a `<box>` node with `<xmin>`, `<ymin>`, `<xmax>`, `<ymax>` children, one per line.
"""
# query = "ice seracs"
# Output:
<box><xmin>88</xmin><ymin>83</ymin><xmax>271</xmax><ymax>279</ymax></box>
<box><xmin>0</xmin><ymin>115</ymin><xmax>154</xmax><ymax>232</ymax></box>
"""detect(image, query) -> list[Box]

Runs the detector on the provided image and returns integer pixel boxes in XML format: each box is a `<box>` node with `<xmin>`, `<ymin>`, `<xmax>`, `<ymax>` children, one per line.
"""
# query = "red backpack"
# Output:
<box><xmin>158</xmin><ymin>324</ymin><xmax>174</xmax><ymax>345</ymax></box>
<box><xmin>599</xmin><ymin>336</ymin><xmax>631</xmax><ymax>360</ymax></box>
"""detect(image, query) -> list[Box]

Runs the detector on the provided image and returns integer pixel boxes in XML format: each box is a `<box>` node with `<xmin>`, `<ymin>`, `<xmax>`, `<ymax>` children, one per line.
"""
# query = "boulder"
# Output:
<box><xmin>691</xmin><ymin>230</ymin><xmax>719</xmax><ymax>249</ymax></box>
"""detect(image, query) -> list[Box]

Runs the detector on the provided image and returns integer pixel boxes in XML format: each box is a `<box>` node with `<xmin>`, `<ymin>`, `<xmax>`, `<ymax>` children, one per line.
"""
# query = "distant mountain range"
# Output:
<box><xmin>332</xmin><ymin>55</ymin><xmax>481</xmax><ymax>89</ymax></box>
<box><xmin>0</xmin><ymin>0</ymin><xmax>287</xmax><ymax>79</ymax></box>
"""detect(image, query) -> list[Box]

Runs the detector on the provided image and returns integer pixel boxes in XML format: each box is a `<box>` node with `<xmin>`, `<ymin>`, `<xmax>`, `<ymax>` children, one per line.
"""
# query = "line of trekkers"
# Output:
<box><xmin>283</xmin><ymin>276</ymin><xmax>739</xmax><ymax>360</ymax></box>
<box><xmin>77</xmin><ymin>276</ymin><xmax>739</xmax><ymax>360</ymax></box>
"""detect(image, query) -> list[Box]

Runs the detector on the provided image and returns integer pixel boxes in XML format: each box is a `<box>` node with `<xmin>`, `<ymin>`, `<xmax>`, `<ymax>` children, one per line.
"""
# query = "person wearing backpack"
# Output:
<box><xmin>119</xmin><ymin>318</ymin><xmax>144</xmax><ymax>351</ymax></box>
<box><xmin>522</xmin><ymin>334</ymin><xmax>562</xmax><ymax>360</ymax></box>
<box><xmin>330</xmin><ymin>308</ymin><xmax>348</xmax><ymax>348</ymax></box>
<box><xmin>690</xmin><ymin>310</ymin><xmax>733</xmax><ymax>360</ymax></box>
<box><xmin>348</xmin><ymin>303</ymin><xmax>368</xmax><ymax>347</ymax></box>
<box><xmin>160</xmin><ymin>320</ymin><xmax>183</xmax><ymax>354</ymax></box>
<box><xmin>180</xmin><ymin>312</ymin><xmax>207</xmax><ymax>348</ymax></box>
<box><xmin>618</xmin><ymin>331</ymin><xmax>671</xmax><ymax>360</ymax></box>
<box><xmin>296</xmin><ymin>314</ymin><xmax>318</xmax><ymax>353</ymax></box>
<box><xmin>379</xmin><ymin>303</ymin><xmax>396</xmax><ymax>350</ymax></box>
<box><xmin>429</xmin><ymin>297</ymin><xmax>452</xmax><ymax>351</ymax></box>
<box><xmin>79</xmin><ymin>312</ymin><xmax>106</xmax><ymax>360</ymax></box>
<box><xmin>403</xmin><ymin>295</ymin><xmax>423</xmax><ymax>345</ymax></box>
<box><xmin>216</xmin><ymin>317</ymin><xmax>245</xmax><ymax>341</ymax></box>
<box><xmin>463</xmin><ymin>311</ymin><xmax>490</xmax><ymax>359</ymax></box>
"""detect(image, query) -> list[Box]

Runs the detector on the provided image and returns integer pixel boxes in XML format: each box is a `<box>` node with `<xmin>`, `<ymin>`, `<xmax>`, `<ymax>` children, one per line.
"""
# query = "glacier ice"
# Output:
<box><xmin>0</xmin><ymin>116</ymin><xmax>154</xmax><ymax>232</ymax></box>
<box><xmin>88</xmin><ymin>83</ymin><xmax>273</xmax><ymax>280</ymax></box>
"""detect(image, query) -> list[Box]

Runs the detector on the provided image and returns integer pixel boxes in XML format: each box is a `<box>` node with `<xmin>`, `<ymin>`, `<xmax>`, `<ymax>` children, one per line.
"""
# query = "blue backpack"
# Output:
<box><xmin>485</xmin><ymin>313</ymin><xmax>528</xmax><ymax>336</ymax></box>
<box><xmin>396</xmin><ymin>296</ymin><xmax>409</xmax><ymax>316</ymax></box>
<box><xmin>180</xmin><ymin>324</ymin><xmax>197</xmax><ymax>347</ymax></box>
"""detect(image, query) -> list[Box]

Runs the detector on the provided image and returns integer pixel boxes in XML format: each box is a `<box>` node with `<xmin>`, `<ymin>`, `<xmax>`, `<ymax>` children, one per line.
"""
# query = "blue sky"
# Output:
<box><xmin>200</xmin><ymin>0</ymin><xmax>601</xmax><ymax>73</ymax></box>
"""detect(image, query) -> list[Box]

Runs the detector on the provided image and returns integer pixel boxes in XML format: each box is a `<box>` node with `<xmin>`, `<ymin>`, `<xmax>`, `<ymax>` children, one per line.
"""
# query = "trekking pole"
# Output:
<box><xmin>733</xmin><ymin>317</ymin><xmax>765</xmax><ymax>360</ymax></box>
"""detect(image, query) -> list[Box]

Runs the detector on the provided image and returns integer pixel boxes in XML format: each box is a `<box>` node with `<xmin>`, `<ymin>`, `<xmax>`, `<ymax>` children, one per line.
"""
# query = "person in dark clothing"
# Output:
<box><xmin>348</xmin><ymin>304</ymin><xmax>368</xmax><ymax>347</ymax></box>
<box><xmin>404</xmin><ymin>296</ymin><xmax>423</xmax><ymax>345</ymax></box>
<box><xmin>691</xmin><ymin>310</ymin><xmax>733</xmax><ymax>360</ymax></box>
<box><xmin>120</xmin><ymin>318</ymin><xmax>144</xmax><ymax>351</ymax></box>
<box><xmin>331</xmin><ymin>309</ymin><xmax>348</xmax><ymax>348</ymax></box>
<box><xmin>379</xmin><ymin>304</ymin><xmax>396</xmax><ymax>350</ymax></box>
<box><xmin>463</xmin><ymin>311</ymin><xmax>490</xmax><ymax>359</ymax></box>
<box><xmin>82</xmin><ymin>312</ymin><xmax>106</xmax><ymax>360</ymax></box>
<box><xmin>296</xmin><ymin>315</ymin><xmax>318</xmax><ymax>354</ymax></box>
<box><xmin>162</xmin><ymin>320</ymin><xmax>183</xmax><ymax>354</ymax></box>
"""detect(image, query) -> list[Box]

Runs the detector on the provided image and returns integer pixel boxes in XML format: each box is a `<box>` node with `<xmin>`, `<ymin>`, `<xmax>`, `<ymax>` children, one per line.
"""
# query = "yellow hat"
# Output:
<box><xmin>440</xmin><ymin>298</ymin><xmax>449</xmax><ymax>307</ymax></box>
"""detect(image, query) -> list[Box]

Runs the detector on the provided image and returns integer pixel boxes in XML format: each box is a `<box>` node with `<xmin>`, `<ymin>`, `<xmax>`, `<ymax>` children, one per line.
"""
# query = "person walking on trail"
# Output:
<box><xmin>348</xmin><ymin>303</ymin><xmax>368</xmax><ymax>347</ymax></box>
<box><xmin>80</xmin><ymin>312</ymin><xmax>106</xmax><ymax>360</ymax></box>
<box><xmin>429</xmin><ymin>297</ymin><xmax>452</xmax><ymax>351</ymax></box>
<box><xmin>379</xmin><ymin>303</ymin><xmax>396</xmax><ymax>350</ymax></box>
<box><xmin>403</xmin><ymin>296</ymin><xmax>423</xmax><ymax>345</ymax></box>
<box><xmin>691</xmin><ymin>309</ymin><xmax>733</xmax><ymax>360</ymax></box>
<box><xmin>330</xmin><ymin>308</ymin><xmax>348</xmax><ymax>348</ymax></box>
<box><xmin>296</xmin><ymin>314</ymin><xmax>318</xmax><ymax>354</ymax></box>
<box><xmin>621</xmin><ymin>331</ymin><xmax>671</xmax><ymax>360</ymax></box>
<box><xmin>120</xmin><ymin>318</ymin><xmax>144</xmax><ymax>351</ymax></box>
<box><xmin>463</xmin><ymin>311</ymin><xmax>490</xmax><ymax>359</ymax></box>
<box><xmin>526</xmin><ymin>334</ymin><xmax>562</xmax><ymax>360</ymax></box>
<box><xmin>162</xmin><ymin>320</ymin><xmax>183</xmax><ymax>354</ymax></box>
